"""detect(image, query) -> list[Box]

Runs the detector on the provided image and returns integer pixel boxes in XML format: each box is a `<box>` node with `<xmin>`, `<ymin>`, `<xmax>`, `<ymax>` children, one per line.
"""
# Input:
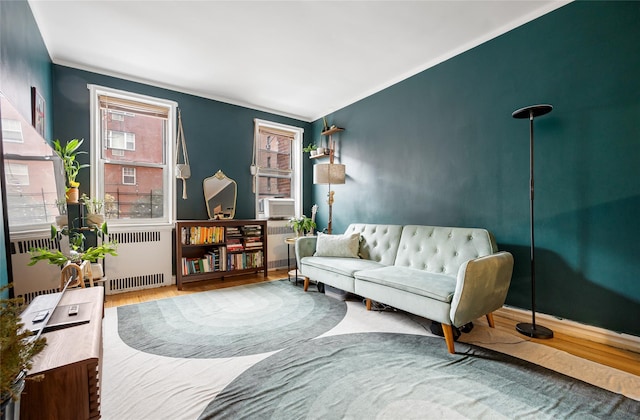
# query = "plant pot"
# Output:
<box><xmin>55</xmin><ymin>214</ymin><xmax>68</xmax><ymax>228</ymax></box>
<box><xmin>66</xmin><ymin>187</ymin><xmax>79</xmax><ymax>204</ymax></box>
<box><xmin>316</xmin><ymin>147</ymin><xmax>325</xmax><ymax>156</ymax></box>
<box><xmin>86</xmin><ymin>214</ymin><xmax>105</xmax><ymax>226</ymax></box>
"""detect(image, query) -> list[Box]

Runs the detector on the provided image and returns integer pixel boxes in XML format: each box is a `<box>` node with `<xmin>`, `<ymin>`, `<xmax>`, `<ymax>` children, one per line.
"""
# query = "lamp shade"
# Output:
<box><xmin>313</xmin><ymin>163</ymin><xmax>345</xmax><ymax>185</ymax></box>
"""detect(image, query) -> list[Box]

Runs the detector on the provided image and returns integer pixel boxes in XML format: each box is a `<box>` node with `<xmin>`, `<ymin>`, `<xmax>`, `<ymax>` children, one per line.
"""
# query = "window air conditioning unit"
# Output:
<box><xmin>262</xmin><ymin>198</ymin><xmax>295</xmax><ymax>219</ymax></box>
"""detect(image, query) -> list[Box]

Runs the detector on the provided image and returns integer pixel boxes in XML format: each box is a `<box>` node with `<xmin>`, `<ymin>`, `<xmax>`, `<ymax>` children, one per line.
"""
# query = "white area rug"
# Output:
<box><xmin>101</xmin><ymin>283</ymin><xmax>640</xmax><ymax>419</ymax></box>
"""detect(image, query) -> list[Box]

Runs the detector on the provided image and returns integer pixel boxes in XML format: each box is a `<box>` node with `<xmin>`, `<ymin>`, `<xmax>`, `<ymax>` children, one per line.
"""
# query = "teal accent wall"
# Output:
<box><xmin>0</xmin><ymin>0</ymin><xmax>53</xmax><ymax>294</ymax></box>
<box><xmin>52</xmin><ymin>65</ymin><xmax>312</xmax><ymax>221</ymax></box>
<box><xmin>310</xmin><ymin>1</ymin><xmax>640</xmax><ymax>335</ymax></box>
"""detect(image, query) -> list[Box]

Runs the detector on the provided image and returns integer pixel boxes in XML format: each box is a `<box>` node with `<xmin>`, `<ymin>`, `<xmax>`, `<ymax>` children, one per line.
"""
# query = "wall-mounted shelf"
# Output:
<box><xmin>309</xmin><ymin>151</ymin><xmax>331</xmax><ymax>160</ymax></box>
<box><xmin>321</xmin><ymin>127</ymin><xmax>344</xmax><ymax>136</ymax></box>
<box><xmin>320</xmin><ymin>126</ymin><xmax>344</xmax><ymax>164</ymax></box>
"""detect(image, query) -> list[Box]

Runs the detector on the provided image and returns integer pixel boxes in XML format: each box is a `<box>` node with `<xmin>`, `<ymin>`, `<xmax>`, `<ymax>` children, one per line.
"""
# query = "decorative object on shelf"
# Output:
<box><xmin>80</xmin><ymin>193</ymin><xmax>105</xmax><ymax>226</ymax></box>
<box><xmin>203</xmin><ymin>170</ymin><xmax>237</xmax><ymax>220</ymax></box>
<box><xmin>313</xmin><ymin>163</ymin><xmax>346</xmax><ymax>234</ymax></box>
<box><xmin>512</xmin><ymin>103</ymin><xmax>554</xmax><ymax>340</ymax></box>
<box><xmin>287</xmin><ymin>215</ymin><xmax>316</xmax><ymax>237</ymax></box>
<box><xmin>175</xmin><ymin>108</ymin><xmax>191</xmax><ymax>200</ymax></box>
<box><xmin>31</xmin><ymin>86</ymin><xmax>45</xmax><ymax>137</ymax></box>
<box><xmin>303</xmin><ymin>143</ymin><xmax>318</xmax><ymax>156</ymax></box>
<box><xmin>52</xmin><ymin>138</ymin><xmax>88</xmax><ymax>203</ymax></box>
<box><xmin>0</xmin><ymin>284</ymin><xmax>47</xmax><ymax>417</ymax></box>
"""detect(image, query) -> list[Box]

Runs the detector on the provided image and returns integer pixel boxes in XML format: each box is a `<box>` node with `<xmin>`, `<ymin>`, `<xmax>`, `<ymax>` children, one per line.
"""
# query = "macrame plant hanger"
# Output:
<box><xmin>176</xmin><ymin>108</ymin><xmax>191</xmax><ymax>199</ymax></box>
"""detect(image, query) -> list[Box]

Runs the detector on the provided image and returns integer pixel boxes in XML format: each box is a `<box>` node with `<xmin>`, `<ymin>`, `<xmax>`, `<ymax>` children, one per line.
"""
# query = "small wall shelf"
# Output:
<box><xmin>321</xmin><ymin>127</ymin><xmax>344</xmax><ymax>136</ymax></box>
<box><xmin>309</xmin><ymin>151</ymin><xmax>331</xmax><ymax>160</ymax></box>
<box><xmin>320</xmin><ymin>126</ymin><xmax>344</xmax><ymax>164</ymax></box>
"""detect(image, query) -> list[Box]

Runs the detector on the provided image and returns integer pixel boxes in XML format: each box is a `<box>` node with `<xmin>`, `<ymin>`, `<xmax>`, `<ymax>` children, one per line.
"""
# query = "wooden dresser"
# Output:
<box><xmin>20</xmin><ymin>287</ymin><xmax>104</xmax><ymax>420</ymax></box>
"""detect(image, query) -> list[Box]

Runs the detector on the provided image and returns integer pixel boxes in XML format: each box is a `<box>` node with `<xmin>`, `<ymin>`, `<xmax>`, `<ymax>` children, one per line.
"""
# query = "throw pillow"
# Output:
<box><xmin>314</xmin><ymin>232</ymin><xmax>360</xmax><ymax>258</ymax></box>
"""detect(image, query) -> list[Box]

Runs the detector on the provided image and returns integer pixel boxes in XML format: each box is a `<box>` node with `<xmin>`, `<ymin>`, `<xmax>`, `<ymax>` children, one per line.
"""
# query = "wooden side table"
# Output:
<box><xmin>284</xmin><ymin>237</ymin><xmax>300</xmax><ymax>285</ymax></box>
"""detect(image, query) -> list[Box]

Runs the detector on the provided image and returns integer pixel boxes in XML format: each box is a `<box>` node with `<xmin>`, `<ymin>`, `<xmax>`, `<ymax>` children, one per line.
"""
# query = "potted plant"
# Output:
<box><xmin>80</xmin><ymin>193</ymin><xmax>105</xmax><ymax>226</ymax></box>
<box><xmin>0</xmin><ymin>284</ymin><xmax>47</xmax><ymax>418</ymax></box>
<box><xmin>52</xmin><ymin>138</ymin><xmax>89</xmax><ymax>204</ymax></box>
<box><xmin>303</xmin><ymin>143</ymin><xmax>318</xmax><ymax>156</ymax></box>
<box><xmin>28</xmin><ymin>222</ymin><xmax>118</xmax><ymax>268</ymax></box>
<box><xmin>287</xmin><ymin>215</ymin><xmax>316</xmax><ymax>237</ymax></box>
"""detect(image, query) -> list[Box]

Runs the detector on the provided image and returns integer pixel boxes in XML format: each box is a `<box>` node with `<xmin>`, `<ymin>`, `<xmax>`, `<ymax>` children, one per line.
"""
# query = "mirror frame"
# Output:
<box><xmin>203</xmin><ymin>170</ymin><xmax>237</xmax><ymax>220</ymax></box>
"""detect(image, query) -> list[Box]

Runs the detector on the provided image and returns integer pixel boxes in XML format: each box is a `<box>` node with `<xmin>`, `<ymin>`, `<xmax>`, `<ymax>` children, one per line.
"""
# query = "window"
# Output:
<box><xmin>122</xmin><ymin>167</ymin><xmax>136</xmax><ymax>185</ymax></box>
<box><xmin>1</xmin><ymin>94</ymin><xmax>65</xmax><ymax>231</ymax></box>
<box><xmin>5</xmin><ymin>162</ymin><xmax>29</xmax><ymax>186</ymax></box>
<box><xmin>107</xmin><ymin>130</ymin><xmax>135</xmax><ymax>151</ymax></box>
<box><xmin>252</xmin><ymin>119</ymin><xmax>303</xmax><ymax>218</ymax></box>
<box><xmin>1</xmin><ymin>118</ymin><xmax>24</xmax><ymax>143</ymax></box>
<box><xmin>89</xmin><ymin>85</ymin><xmax>177</xmax><ymax>225</ymax></box>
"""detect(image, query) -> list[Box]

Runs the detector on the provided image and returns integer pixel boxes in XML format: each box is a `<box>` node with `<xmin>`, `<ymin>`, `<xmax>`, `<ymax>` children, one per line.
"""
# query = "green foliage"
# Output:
<box><xmin>302</xmin><ymin>143</ymin><xmax>318</xmax><ymax>153</ymax></box>
<box><xmin>288</xmin><ymin>215</ymin><xmax>316</xmax><ymax>234</ymax></box>
<box><xmin>28</xmin><ymin>222</ymin><xmax>117</xmax><ymax>267</ymax></box>
<box><xmin>79</xmin><ymin>194</ymin><xmax>104</xmax><ymax>215</ymax></box>
<box><xmin>0</xmin><ymin>284</ymin><xmax>46</xmax><ymax>402</ymax></box>
<box><xmin>52</xmin><ymin>138</ymin><xmax>89</xmax><ymax>188</ymax></box>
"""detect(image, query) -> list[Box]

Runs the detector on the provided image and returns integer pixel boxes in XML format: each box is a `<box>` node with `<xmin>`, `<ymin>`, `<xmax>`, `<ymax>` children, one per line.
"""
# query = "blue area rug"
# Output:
<box><xmin>199</xmin><ymin>333</ymin><xmax>640</xmax><ymax>419</ymax></box>
<box><xmin>111</xmin><ymin>280</ymin><xmax>640</xmax><ymax>419</ymax></box>
<box><xmin>117</xmin><ymin>280</ymin><xmax>347</xmax><ymax>358</ymax></box>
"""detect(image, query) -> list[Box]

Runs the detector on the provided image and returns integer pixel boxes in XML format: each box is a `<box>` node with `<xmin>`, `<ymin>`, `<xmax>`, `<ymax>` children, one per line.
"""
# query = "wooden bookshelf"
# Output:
<box><xmin>175</xmin><ymin>219</ymin><xmax>267</xmax><ymax>290</ymax></box>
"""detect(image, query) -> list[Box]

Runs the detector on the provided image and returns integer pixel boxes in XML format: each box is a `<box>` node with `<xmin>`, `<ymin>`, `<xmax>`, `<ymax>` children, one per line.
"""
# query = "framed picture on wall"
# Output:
<box><xmin>31</xmin><ymin>86</ymin><xmax>45</xmax><ymax>137</ymax></box>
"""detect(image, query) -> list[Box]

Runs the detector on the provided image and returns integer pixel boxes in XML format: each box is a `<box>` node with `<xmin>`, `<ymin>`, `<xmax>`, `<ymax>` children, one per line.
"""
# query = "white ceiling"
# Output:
<box><xmin>28</xmin><ymin>0</ymin><xmax>570</xmax><ymax>122</ymax></box>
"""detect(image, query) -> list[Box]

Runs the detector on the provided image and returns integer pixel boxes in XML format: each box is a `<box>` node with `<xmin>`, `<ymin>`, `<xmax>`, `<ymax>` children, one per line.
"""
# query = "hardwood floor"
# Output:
<box><xmin>105</xmin><ymin>269</ymin><xmax>640</xmax><ymax>377</ymax></box>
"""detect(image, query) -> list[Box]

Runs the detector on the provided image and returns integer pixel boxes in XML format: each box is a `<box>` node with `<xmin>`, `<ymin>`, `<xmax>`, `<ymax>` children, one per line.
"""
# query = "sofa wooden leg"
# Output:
<box><xmin>486</xmin><ymin>312</ymin><xmax>495</xmax><ymax>328</ymax></box>
<box><xmin>366</xmin><ymin>299</ymin><xmax>372</xmax><ymax>311</ymax></box>
<box><xmin>303</xmin><ymin>277</ymin><xmax>310</xmax><ymax>292</ymax></box>
<box><xmin>442</xmin><ymin>324</ymin><xmax>456</xmax><ymax>354</ymax></box>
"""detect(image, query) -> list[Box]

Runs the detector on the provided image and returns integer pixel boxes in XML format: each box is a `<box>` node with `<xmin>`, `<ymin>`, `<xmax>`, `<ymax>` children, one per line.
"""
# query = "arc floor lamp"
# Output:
<box><xmin>512</xmin><ymin>104</ymin><xmax>554</xmax><ymax>339</ymax></box>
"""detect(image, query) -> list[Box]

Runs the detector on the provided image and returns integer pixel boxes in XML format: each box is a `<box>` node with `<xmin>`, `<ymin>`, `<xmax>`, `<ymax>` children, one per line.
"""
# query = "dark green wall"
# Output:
<box><xmin>310</xmin><ymin>1</ymin><xmax>640</xmax><ymax>335</ymax></box>
<box><xmin>52</xmin><ymin>65</ymin><xmax>312</xmax><ymax>221</ymax></box>
<box><xmin>0</xmin><ymin>0</ymin><xmax>53</xmax><ymax>294</ymax></box>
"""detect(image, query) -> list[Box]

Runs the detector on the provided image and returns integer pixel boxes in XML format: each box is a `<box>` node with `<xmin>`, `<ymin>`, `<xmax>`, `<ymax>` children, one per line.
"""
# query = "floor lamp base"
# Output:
<box><xmin>516</xmin><ymin>322</ymin><xmax>554</xmax><ymax>339</ymax></box>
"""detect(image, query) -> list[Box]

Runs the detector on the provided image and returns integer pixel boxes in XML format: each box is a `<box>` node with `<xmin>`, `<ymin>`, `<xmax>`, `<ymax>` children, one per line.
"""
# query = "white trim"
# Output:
<box><xmin>88</xmin><ymin>84</ymin><xmax>178</xmax><ymax>225</ymax></box>
<box><xmin>253</xmin><ymin>119</ymin><xmax>303</xmax><ymax>219</ymax></box>
<box><xmin>496</xmin><ymin>306</ymin><xmax>640</xmax><ymax>354</ymax></box>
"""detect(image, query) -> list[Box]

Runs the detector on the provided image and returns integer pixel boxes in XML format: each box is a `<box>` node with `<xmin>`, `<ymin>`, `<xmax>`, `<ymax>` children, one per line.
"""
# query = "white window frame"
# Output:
<box><xmin>107</xmin><ymin>130</ymin><xmax>136</xmax><ymax>151</ymax></box>
<box><xmin>253</xmin><ymin>119</ymin><xmax>303</xmax><ymax>218</ymax></box>
<box><xmin>122</xmin><ymin>167</ymin><xmax>136</xmax><ymax>185</ymax></box>
<box><xmin>89</xmin><ymin>84</ymin><xmax>177</xmax><ymax>227</ymax></box>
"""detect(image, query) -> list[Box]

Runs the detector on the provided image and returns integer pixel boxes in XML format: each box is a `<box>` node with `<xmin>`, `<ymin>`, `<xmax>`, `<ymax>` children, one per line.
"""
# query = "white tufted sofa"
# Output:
<box><xmin>296</xmin><ymin>223</ymin><xmax>514</xmax><ymax>353</ymax></box>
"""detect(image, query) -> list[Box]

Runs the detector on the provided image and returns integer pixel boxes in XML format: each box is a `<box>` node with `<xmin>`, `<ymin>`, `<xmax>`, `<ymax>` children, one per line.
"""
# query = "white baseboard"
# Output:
<box><xmin>496</xmin><ymin>306</ymin><xmax>640</xmax><ymax>354</ymax></box>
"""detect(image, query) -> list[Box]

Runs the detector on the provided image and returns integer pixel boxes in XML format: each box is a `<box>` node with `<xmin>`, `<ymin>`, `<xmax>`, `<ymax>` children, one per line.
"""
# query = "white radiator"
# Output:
<box><xmin>10</xmin><ymin>234</ymin><xmax>62</xmax><ymax>302</ymax></box>
<box><xmin>266</xmin><ymin>220</ymin><xmax>295</xmax><ymax>270</ymax></box>
<box><xmin>103</xmin><ymin>226</ymin><xmax>173</xmax><ymax>294</ymax></box>
<box><xmin>10</xmin><ymin>226</ymin><xmax>174</xmax><ymax>299</ymax></box>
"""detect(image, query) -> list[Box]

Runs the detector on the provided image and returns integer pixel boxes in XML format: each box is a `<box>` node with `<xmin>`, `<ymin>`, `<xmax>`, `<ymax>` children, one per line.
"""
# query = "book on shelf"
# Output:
<box><xmin>181</xmin><ymin>226</ymin><xmax>225</xmax><ymax>245</ymax></box>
